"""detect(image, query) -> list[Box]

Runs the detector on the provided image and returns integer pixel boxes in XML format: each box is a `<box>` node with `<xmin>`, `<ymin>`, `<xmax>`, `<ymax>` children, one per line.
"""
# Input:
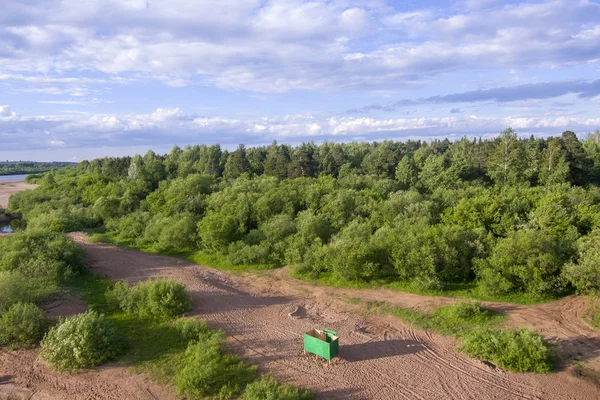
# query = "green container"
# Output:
<box><xmin>304</xmin><ymin>328</ymin><xmax>339</xmax><ymax>360</ymax></box>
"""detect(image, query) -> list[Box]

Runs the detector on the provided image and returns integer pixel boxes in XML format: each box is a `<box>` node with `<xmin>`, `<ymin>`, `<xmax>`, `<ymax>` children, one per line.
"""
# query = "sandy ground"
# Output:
<box><xmin>3</xmin><ymin>233</ymin><xmax>595</xmax><ymax>399</ymax></box>
<box><xmin>0</xmin><ymin>180</ymin><xmax>37</xmax><ymax>209</ymax></box>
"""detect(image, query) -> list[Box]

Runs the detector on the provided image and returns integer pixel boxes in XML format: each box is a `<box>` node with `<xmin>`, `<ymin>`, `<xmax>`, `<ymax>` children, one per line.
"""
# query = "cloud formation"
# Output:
<box><xmin>1</xmin><ymin>105</ymin><xmax>598</xmax><ymax>155</ymax></box>
<box><xmin>348</xmin><ymin>79</ymin><xmax>600</xmax><ymax>113</ymax></box>
<box><xmin>1</xmin><ymin>1</ymin><xmax>600</xmax><ymax>160</ymax></box>
<box><xmin>1</xmin><ymin>0</ymin><xmax>600</xmax><ymax>92</ymax></box>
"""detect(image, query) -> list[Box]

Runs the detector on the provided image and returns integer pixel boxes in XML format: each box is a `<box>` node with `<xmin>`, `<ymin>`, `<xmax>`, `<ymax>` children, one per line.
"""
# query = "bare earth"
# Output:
<box><xmin>2</xmin><ymin>233</ymin><xmax>599</xmax><ymax>399</ymax></box>
<box><xmin>0</xmin><ymin>180</ymin><xmax>37</xmax><ymax>208</ymax></box>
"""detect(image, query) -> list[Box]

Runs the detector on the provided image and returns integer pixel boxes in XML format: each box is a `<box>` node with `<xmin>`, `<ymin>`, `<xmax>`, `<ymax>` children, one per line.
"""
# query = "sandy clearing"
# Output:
<box><xmin>44</xmin><ymin>233</ymin><xmax>599</xmax><ymax>399</ymax></box>
<box><xmin>266</xmin><ymin>267</ymin><xmax>600</xmax><ymax>370</ymax></box>
<box><xmin>0</xmin><ymin>180</ymin><xmax>37</xmax><ymax>209</ymax></box>
<box><xmin>0</xmin><ymin>349</ymin><xmax>177</xmax><ymax>400</ymax></box>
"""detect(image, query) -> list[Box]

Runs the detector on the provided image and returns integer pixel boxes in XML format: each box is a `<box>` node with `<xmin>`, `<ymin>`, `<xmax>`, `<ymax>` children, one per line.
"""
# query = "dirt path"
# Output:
<box><xmin>48</xmin><ymin>234</ymin><xmax>600</xmax><ymax>399</ymax></box>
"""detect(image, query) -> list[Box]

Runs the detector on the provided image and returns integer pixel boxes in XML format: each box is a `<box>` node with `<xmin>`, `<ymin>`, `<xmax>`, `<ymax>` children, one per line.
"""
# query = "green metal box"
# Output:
<box><xmin>304</xmin><ymin>328</ymin><xmax>339</xmax><ymax>360</ymax></box>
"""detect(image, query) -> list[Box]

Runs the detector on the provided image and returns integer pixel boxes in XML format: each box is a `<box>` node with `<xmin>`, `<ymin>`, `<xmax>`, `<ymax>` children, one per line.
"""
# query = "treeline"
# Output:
<box><xmin>0</xmin><ymin>161</ymin><xmax>75</xmax><ymax>176</ymax></box>
<box><xmin>8</xmin><ymin>128</ymin><xmax>600</xmax><ymax>300</ymax></box>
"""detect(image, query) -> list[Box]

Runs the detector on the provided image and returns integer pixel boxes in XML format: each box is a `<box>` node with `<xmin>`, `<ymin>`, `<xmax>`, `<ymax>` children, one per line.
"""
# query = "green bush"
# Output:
<box><xmin>175</xmin><ymin>331</ymin><xmax>257</xmax><ymax>399</ymax></box>
<box><xmin>564</xmin><ymin>231</ymin><xmax>600</xmax><ymax>293</ymax></box>
<box><xmin>475</xmin><ymin>229</ymin><xmax>570</xmax><ymax>297</ymax></box>
<box><xmin>0</xmin><ymin>230</ymin><xmax>84</xmax><ymax>281</ymax></box>
<box><xmin>0</xmin><ymin>271</ymin><xmax>58</xmax><ymax>312</ymax></box>
<box><xmin>241</xmin><ymin>376</ymin><xmax>314</xmax><ymax>400</ymax></box>
<box><xmin>459</xmin><ymin>328</ymin><xmax>553</xmax><ymax>372</ymax></box>
<box><xmin>40</xmin><ymin>311</ymin><xmax>126</xmax><ymax>371</ymax></box>
<box><xmin>0</xmin><ymin>302</ymin><xmax>49</xmax><ymax>349</ymax></box>
<box><xmin>111</xmin><ymin>279</ymin><xmax>192</xmax><ymax>321</ymax></box>
<box><xmin>172</xmin><ymin>317</ymin><xmax>212</xmax><ymax>342</ymax></box>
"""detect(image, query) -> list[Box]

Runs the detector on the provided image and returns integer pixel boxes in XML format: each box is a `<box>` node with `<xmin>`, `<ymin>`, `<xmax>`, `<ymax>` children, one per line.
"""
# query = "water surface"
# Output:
<box><xmin>0</xmin><ymin>174</ymin><xmax>27</xmax><ymax>182</ymax></box>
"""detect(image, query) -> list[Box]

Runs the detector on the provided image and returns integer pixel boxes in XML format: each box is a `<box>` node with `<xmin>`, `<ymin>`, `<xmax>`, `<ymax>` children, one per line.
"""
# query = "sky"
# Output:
<box><xmin>1</xmin><ymin>0</ymin><xmax>599</xmax><ymax>161</ymax></box>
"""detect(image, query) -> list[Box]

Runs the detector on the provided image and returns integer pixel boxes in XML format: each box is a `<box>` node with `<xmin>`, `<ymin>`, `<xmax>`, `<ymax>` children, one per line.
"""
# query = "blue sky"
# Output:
<box><xmin>1</xmin><ymin>0</ymin><xmax>599</xmax><ymax>161</ymax></box>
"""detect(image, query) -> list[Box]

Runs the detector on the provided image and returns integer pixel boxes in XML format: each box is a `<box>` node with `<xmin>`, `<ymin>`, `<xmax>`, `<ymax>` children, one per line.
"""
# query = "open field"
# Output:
<box><xmin>3</xmin><ymin>232</ymin><xmax>600</xmax><ymax>399</ymax></box>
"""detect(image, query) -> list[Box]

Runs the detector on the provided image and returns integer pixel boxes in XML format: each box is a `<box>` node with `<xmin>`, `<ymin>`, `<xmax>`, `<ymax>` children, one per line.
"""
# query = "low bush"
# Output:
<box><xmin>175</xmin><ymin>331</ymin><xmax>257</xmax><ymax>399</ymax></box>
<box><xmin>40</xmin><ymin>311</ymin><xmax>126</xmax><ymax>371</ymax></box>
<box><xmin>384</xmin><ymin>301</ymin><xmax>505</xmax><ymax>337</ymax></box>
<box><xmin>0</xmin><ymin>230</ymin><xmax>84</xmax><ymax>281</ymax></box>
<box><xmin>110</xmin><ymin>279</ymin><xmax>192</xmax><ymax>321</ymax></box>
<box><xmin>0</xmin><ymin>271</ymin><xmax>57</xmax><ymax>312</ymax></box>
<box><xmin>459</xmin><ymin>328</ymin><xmax>553</xmax><ymax>373</ymax></box>
<box><xmin>171</xmin><ymin>317</ymin><xmax>212</xmax><ymax>342</ymax></box>
<box><xmin>0</xmin><ymin>302</ymin><xmax>49</xmax><ymax>349</ymax></box>
<box><xmin>241</xmin><ymin>376</ymin><xmax>314</xmax><ymax>400</ymax></box>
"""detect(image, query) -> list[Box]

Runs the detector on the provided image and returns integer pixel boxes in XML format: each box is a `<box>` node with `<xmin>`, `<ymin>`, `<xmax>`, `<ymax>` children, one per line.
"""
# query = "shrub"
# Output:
<box><xmin>564</xmin><ymin>231</ymin><xmax>600</xmax><ymax>293</ymax></box>
<box><xmin>475</xmin><ymin>229</ymin><xmax>570</xmax><ymax>297</ymax></box>
<box><xmin>0</xmin><ymin>271</ymin><xmax>57</xmax><ymax>312</ymax></box>
<box><xmin>241</xmin><ymin>376</ymin><xmax>314</xmax><ymax>400</ymax></box>
<box><xmin>0</xmin><ymin>230</ymin><xmax>84</xmax><ymax>281</ymax></box>
<box><xmin>197</xmin><ymin>212</ymin><xmax>242</xmax><ymax>253</ymax></box>
<box><xmin>40</xmin><ymin>311</ymin><xmax>125</xmax><ymax>372</ymax></box>
<box><xmin>175</xmin><ymin>331</ymin><xmax>256</xmax><ymax>399</ymax></box>
<box><xmin>111</xmin><ymin>279</ymin><xmax>192</xmax><ymax>321</ymax></box>
<box><xmin>441</xmin><ymin>302</ymin><xmax>488</xmax><ymax>321</ymax></box>
<box><xmin>459</xmin><ymin>328</ymin><xmax>553</xmax><ymax>373</ymax></box>
<box><xmin>172</xmin><ymin>317</ymin><xmax>211</xmax><ymax>342</ymax></box>
<box><xmin>0</xmin><ymin>302</ymin><xmax>49</xmax><ymax>349</ymax></box>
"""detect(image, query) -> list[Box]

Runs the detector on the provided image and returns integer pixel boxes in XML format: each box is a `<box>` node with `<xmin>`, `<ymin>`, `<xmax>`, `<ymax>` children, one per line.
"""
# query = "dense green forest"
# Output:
<box><xmin>9</xmin><ymin>128</ymin><xmax>600</xmax><ymax>301</ymax></box>
<box><xmin>0</xmin><ymin>161</ymin><xmax>75</xmax><ymax>176</ymax></box>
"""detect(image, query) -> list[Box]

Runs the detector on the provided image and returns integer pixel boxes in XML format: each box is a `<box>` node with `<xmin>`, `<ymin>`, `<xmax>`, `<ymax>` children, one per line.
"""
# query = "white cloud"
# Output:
<box><xmin>1</xmin><ymin>105</ymin><xmax>598</xmax><ymax>154</ymax></box>
<box><xmin>0</xmin><ymin>0</ymin><xmax>598</xmax><ymax>92</ymax></box>
<box><xmin>0</xmin><ymin>105</ymin><xmax>18</xmax><ymax>118</ymax></box>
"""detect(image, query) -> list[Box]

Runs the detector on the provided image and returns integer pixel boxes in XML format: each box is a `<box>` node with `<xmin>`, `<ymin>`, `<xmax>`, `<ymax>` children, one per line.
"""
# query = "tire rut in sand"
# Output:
<box><xmin>46</xmin><ymin>233</ymin><xmax>600</xmax><ymax>400</ymax></box>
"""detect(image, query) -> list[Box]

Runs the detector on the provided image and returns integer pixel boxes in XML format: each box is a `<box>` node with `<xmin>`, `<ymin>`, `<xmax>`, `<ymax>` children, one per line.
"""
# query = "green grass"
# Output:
<box><xmin>583</xmin><ymin>303</ymin><xmax>600</xmax><ymax>330</ymax></box>
<box><xmin>364</xmin><ymin>300</ymin><xmax>553</xmax><ymax>373</ymax></box>
<box><xmin>372</xmin><ymin>301</ymin><xmax>506</xmax><ymax>337</ymax></box>
<box><xmin>291</xmin><ymin>269</ymin><xmax>560</xmax><ymax>305</ymax></box>
<box><xmin>67</xmin><ymin>273</ymin><xmax>193</xmax><ymax>381</ymax></box>
<box><xmin>89</xmin><ymin>232</ymin><xmax>274</xmax><ymax>272</ymax></box>
<box><xmin>68</xmin><ymin>272</ymin><xmax>310</xmax><ymax>399</ymax></box>
<box><xmin>91</xmin><ymin>232</ymin><xmax>560</xmax><ymax>305</ymax></box>
<box><xmin>459</xmin><ymin>328</ymin><xmax>553</xmax><ymax>373</ymax></box>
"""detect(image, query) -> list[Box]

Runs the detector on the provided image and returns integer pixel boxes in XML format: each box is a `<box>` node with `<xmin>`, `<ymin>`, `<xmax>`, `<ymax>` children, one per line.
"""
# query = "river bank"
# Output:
<box><xmin>0</xmin><ymin>180</ymin><xmax>37</xmax><ymax>209</ymax></box>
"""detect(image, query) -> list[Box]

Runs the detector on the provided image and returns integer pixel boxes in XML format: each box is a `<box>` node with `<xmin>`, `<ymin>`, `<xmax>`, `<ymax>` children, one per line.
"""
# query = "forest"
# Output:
<box><xmin>0</xmin><ymin>161</ymin><xmax>75</xmax><ymax>176</ymax></box>
<box><xmin>9</xmin><ymin>128</ymin><xmax>600</xmax><ymax>302</ymax></box>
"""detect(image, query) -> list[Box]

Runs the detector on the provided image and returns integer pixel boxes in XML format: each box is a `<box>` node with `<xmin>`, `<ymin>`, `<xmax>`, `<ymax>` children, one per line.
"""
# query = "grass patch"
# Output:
<box><xmin>584</xmin><ymin>302</ymin><xmax>600</xmax><ymax>330</ymax></box>
<box><xmin>291</xmin><ymin>268</ymin><xmax>560</xmax><ymax>305</ymax></box>
<box><xmin>0</xmin><ymin>271</ymin><xmax>59</xmax><ymax>312</ymax></box>
<box><xmin>459</xmin><ymin>328</ymin><xmax>553</xmax><ymax>373</ymax></box>
<box><xmin>368</xmin><ymin>301</ymin><xmax>552</xmax><ymax>373</ymax></box>
<box><xmin>68</xmin><ymin>273</ymin><xmax>198</xmax><ymax>380</ymax></box>
<box><xmin>0</xmin><ymin>302</ymin><xmax>49</xmax><ymax>349</ymax></box>
<box><xmin>241</xmin><ymin>376</ymin><xmax>315</xmax><ymax>400</ymax></box>
<box><xmin>376</xmin><ymin>301</ymin><xmax>506</xmax><ymax>337</ymax></box>
<box><xmin>88</xmin><ymin>232</ymin><xmax>274</xmax><ymax>272</ymax></box>
<box><xmin>68</xmin><ymin>272</ymin><xmax>302</xmax><ymax>398</ymax></box>
<box><xmin>110</xmin><ymin>279</ymin><xmax>192</xmax><ymax>322</ymax></box>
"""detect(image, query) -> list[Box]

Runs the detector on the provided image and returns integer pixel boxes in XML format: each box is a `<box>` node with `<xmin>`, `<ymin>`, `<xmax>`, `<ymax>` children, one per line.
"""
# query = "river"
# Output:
<box><xmin>0</xmin><ymin>174</ymin><xmax>27</xmax><ymax>182</ymax></box>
